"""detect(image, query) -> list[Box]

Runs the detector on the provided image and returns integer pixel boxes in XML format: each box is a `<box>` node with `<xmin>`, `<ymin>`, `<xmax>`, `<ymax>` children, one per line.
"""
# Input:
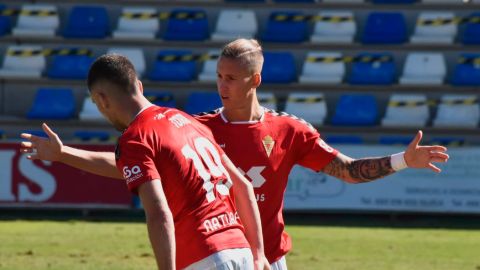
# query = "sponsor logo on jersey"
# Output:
<box><xmin>203</xmin><ymin>211</ymin><xmax>240</xmax><ymax>233</ymax></box>
<box><xmin>219</xmin><ymin>143</ymin><xmax>226</xmax><ymax>148</ymax></box>
<box><xmin>154</xmin><ymin>113</ymin><xmax>165</xmax><ymax>120</ymax></box>
<box><xmin>318</xmin><ymin>139</ymin><xmax>334</xmax><ymax>153</ymax></box>
<box><xmin>262</xmin><ymin>135</ymin><xmax>275</xmax><ymax>157</ymax></box>
<box><xmin>168</xmin><ymin>113</ymin><xmax>191</xmax><ymax>128</ymax></box>
<box><xmin>123</xmin><ymin>165</ymin><xmax>143</xmax><ymax>184</ymax></box>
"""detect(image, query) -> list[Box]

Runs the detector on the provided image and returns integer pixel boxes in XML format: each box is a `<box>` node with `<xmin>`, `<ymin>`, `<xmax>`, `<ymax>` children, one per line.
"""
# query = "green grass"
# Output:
<box><xmin>0</xmin><ymin>220</ymin><xmax>479</xmax><ymax>270</ymax></box>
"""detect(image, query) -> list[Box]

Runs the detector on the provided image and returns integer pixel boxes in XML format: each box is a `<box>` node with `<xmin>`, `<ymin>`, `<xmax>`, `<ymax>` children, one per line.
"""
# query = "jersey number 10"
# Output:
<box><xmin>181</xmin><ymin>137</ymin><xmax>233</xmax><ymax>203</ymax></box>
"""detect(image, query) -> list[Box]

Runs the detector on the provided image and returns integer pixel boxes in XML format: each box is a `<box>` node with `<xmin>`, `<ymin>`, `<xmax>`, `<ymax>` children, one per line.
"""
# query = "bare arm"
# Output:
<box><xmin>222</xmin><ymin>154</ymin><xmax>270</xmax><ymax>270</ymax></box>
<box><xmin>20</xmin><ymin>123</ymin><xmax>122</xmax><ymax>179</ymax></box>
<box><xmin>138</xmin><ymin>179</ymin><xmax>175</xmax><ymax>270</ymax></box>
<box><xmin>321</xmin><ymin>131</ymin><xmax>449</xmax><ymax>183</ymax></box>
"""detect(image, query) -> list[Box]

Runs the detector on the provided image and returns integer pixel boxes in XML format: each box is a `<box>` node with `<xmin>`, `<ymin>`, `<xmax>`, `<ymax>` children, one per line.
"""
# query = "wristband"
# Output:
<box><xmin>391</xmin><ymin>152</ymin><xmax>408</xmax><ymax>171</ymax></box>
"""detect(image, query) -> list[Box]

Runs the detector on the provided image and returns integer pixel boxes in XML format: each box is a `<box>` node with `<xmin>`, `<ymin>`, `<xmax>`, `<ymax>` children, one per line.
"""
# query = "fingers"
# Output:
<box><xmin>20</xmin><ymin>133</ymin><xmax>41</xmax><ymax>143</ymax></box>
<box><xmin>428</xmin><ymin>163</ymin><xmax>441</xmax><ymax>173</ymax></box>
<box><xmin>20</xmin><ymin>141</ymin><xmax>34</xmax><ymax>148</ymax></box>
<box><xmin>430</xmin><ymin>157</ymin><xmax>448</xmax><ymax>163</ymax></box>
<box><xmin>423</xmin><ymin>145</ymin><xmax>448</xmax><ymax>152</ymax></box>
<box><xmin>409</xmin><ymin>130</ymin><xmax>423</xmax><ymax>148</ymax></box>
<box><xmin>26</xmin><ymin>154</ymin><xmax>39</xmax><ymax>160</ymax></box>
<box><xmin>430</xmin><ymin>151</ymin><xmax>449</xmax><ymax>160</ymax></box>
<box><xmin>42</xmin><ymin>123</ymin><xmax>58</xmax><ymax>140</ymax></box>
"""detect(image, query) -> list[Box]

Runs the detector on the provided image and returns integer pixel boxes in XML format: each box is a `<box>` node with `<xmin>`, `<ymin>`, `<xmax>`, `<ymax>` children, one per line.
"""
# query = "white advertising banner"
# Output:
<box><xmin>285</xmin><ymin>145</ymin><xmax>480</xmax><ymax>214</ymax></box>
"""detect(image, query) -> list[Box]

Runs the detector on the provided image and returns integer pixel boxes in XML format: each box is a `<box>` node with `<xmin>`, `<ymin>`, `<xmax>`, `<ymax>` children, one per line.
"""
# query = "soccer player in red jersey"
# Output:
<box><xmin>21</xmin><ymin>40</ymin><xmax>449</xmax><ymax>269</ymax></box>
<box><xmin>20</xmin><ymin>55</ymin><xmax>270</xmax><ymax>270</ymax></box>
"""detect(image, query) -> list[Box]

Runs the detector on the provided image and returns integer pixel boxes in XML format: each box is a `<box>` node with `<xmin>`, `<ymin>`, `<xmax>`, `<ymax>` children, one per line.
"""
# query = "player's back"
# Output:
<box><xmin>116</xmin><ymin>106</ymin><xmax>249</xmax><ymax>269</ymax></box>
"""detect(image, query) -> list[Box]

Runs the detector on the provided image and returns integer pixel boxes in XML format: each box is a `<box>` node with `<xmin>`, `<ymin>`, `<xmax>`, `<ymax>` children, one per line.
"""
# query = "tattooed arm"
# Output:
<box><xmin>321</xmin><ymin>131</ymin><xmax>449</xmax><ymax>184</ymax></box>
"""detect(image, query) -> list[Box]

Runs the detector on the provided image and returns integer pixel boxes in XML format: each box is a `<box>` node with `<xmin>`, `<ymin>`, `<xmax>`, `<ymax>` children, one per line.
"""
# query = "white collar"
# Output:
<box><xmin>220</xmin><ymin>107</ymin><xmax>265</xmax><ymax>124</ymax></box>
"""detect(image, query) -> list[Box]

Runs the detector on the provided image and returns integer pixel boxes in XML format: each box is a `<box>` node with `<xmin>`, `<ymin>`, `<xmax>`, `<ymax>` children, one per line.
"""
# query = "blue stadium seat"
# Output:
<box><xmin>63</xmin><ymin>6</ymin><xmax>109</xmax><ymax>39</ymax></box>
<box><xmin>21</xmin><ymin>130</ymin><xmax>48</xmax><ymax>138</ymax></box>
<box><xmin>325</xmin><ymin>135</ymin><xmax>364</xmax><ymax>144</ymax></box>
<box><xmin>0</xmin><ymin>130</ymin><xmax>5</xmax><ymax>140</ymax></box>
<box><xmin>144</xmin><ymin>91</ymin><xmax>176</xmax><ymax>108</ymax></box>
<box><xmin>349</xmin><ymin>53</ymin><xmax>396</xmax><ymax>85</ymax></box>
<box><xmin>262</xmin><ymin>52</ymin><xmax>296</xmax><ymax>84</ymax></box>
<box><xmin>27</xmin><ymin>88</ymin><xmax>76</xmax><ymax>120</ymax></box>
<box><xmin>163</xmin><ymin>9</ymin><xmax>209</xmax><ymax>41</ymax></box>
<box><xmin>331</xmin><ymin>94</ymin><xmax>378</xmax><ymax>126</ymax></box>
<box><xmin>47</xmin><ymin>52</ymin><xmax>95</xmax><ymax>80</ymax></box>
<box><xmin>0</xmin><ymin>5</ymin><xmax>12</xmax><ymax>36</ymax></box>
<box><xmin>462</xmin><ymin>13</ymin><xmax>480</xmax><ymax>44</ymax></box>
<box><xmin>451</xmin><ymin>54</ymin><xmax>480</xmax><ymax>86</ymax></box>
<box><xmin>185</xmin><ymin>92</ymin><xmax>222</xmax><ymax>115</ymax></box>
<box><xmin>429</xmin><ymin>137</ymin><xmax>465</xmax><ymax>147</ymax></box>
<box><xmin>74</xmin><ymin>131</ymin><xmax>111</xmax><ymax>142</ymax></box>
<box><xmin>362</xmin><ymin>12</ymin><xmax>407</xmax><ymax>44</ymax></box>
<box><xmin>379</xmin><ymin>136</ymin><xmax>414</xmax><ymax>145</ymax></box>
<box><xmin>149</xmin><ymin>50</ymin><xmax>196</xmax><ymax>82</ymax></box>
<box><xmin>262</xmin><ymin>11</ymin><xmax>308</xmax><ymax>43</ymax></box>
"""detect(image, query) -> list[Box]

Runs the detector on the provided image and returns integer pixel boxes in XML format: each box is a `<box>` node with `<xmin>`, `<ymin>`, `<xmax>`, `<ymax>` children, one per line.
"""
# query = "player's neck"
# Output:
<box><xmin>222</xmin><ymin>101</ymin><xmax>263</xmax><ymax>122</ymax></box>
<box><xmin>126</xmin><ymin>96</ymin><xmax>153</xmax><ymax>125</ymax></box>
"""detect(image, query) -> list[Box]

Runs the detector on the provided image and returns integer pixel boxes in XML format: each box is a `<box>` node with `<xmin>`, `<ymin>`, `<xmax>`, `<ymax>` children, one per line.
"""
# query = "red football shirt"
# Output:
<box><xmin>196</xmin><ymin>108</ymin><xmax>338</xmax><ymax>263</ymax></box>
<box><xmin>116</xmin><ymin>106</ymin><xmax>250</xmax><ymax>269</ymax></box>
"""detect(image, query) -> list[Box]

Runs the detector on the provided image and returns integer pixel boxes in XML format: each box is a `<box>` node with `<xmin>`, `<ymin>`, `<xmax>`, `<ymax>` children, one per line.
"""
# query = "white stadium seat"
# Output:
<box><xmin>12</xmin><ymin>4</ymin><xmax>59</xmax><ymax>37</ymax></box>
<box><xmin>399</xmin><ymin>52</ymin><xmax>446</xmax><ymax>85</ymax></box>
<box><xmin>381</xmin><ymin>94</ymin><xmax>430</xmax><ymax>127</ymax></box>
<box><xmin>0</xmin><ymin>45</ymin><xmax>45</xmax><ymax>78</ymax></box>
<box><xmin>211</xmin><ymin>9</ymin><xmax>257</xmax><ymax>41</ymax></box>
<box><xmin>410</xmin><ymin>12</ymin><xmax>457</xmax><ymax>44</ymax></box>
<box><xmin>310</xmin><ymin>11</ymin><xmax>356</xmax><ymax>44</ymax></box>
<box><xmin>107</xmin><ymin>48</ymin><xmax>146</xmax><ymax>78</ymax></box>
<box><xmin>433</xmin><ymin>95</ymin><xmax>479</xmax><ymax>128</ymax></box>
<box><xmin>113</xmin><ymin>7</ymin><xmax>159</xmax><ymax>40</ymax></box>
<box><xmin>285</xmin><ymin>92</ymin><xmax>327</xmax><ymax>126</ymax></box>
<box><xmin>198</xmin><ymin>50</ymin><xmax>220</xmax><ymax>82</ymax></box>
<box><xmin>258</xmin><ymin>92</ymin><xmax>277</xmax><ymax>111</ymax></box>
<box><xmin>299</xmin><ymin>52</ymin><xmax>345</xmax><ymax>84</ymax></box>
<box><xmin>79</xmin><ymin>95</ymin><xmax>107</xmax><ymax>121</ymax></box>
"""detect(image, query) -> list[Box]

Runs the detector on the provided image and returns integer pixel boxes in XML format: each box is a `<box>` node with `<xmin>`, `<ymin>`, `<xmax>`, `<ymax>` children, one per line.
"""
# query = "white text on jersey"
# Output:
<box><xmin>169</xmin><ymin>113</ymin><xmax>191</xmax><ymax>128</ymax></box>
<box><xmin>203</xmin><ymin>211</ymin><xmax>240</xmax><ymax>233</ymax></box>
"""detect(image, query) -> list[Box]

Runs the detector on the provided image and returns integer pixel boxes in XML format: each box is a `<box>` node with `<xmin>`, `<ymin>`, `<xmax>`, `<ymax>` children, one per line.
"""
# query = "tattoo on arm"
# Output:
<box><xmin>322</xmin><ymin>155</ymin><xmax>395</xmax><ymax>183</ymax></box>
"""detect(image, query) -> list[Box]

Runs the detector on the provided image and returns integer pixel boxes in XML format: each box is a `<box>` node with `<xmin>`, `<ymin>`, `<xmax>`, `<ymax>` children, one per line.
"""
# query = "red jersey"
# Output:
<box><xmin>116</xmin><ymin>106</ymin><xmax>250</xmax><ymax>269</ymax></box>
<box><xmin>196</xmin><ymin>108</ymin><xmax>338</xmax><ymax>263</ymax></box>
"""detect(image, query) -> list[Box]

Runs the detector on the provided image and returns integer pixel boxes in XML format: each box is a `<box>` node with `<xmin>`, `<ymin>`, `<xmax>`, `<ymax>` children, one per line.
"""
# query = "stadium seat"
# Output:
<box><xmin>0</xmin><ymin>45</ymin><xmax>45</xmax><ymax>78</ymax></box>
<box><xmin>381</xmin><ymin>94</ymin><xmax>430</xmax><ymax>127</ymax></box>
<box><xmin>433</xmin><ymin>95</ymin><xmax>479</xmax><ymax>128</ymax></box>
<box><xmin>74</xmin><ymin>131</ymin><xmax>112</xmax><ymax>142</ymax></box>
<box><xmin>310</xmin><ymin>11</ymin><xmax>356</xmax><ymax>44</ymax></box>
<box><xmin>198</xmin><ymin>50</ymin><xmax>220</xmax><ymax>82</ymax></box>
<box><xmin>284</xmin><ymin>92</ymin><xmax>327</xmax><ymax>126</ymax></box>
<box><xmin>462</xmin><ymin>12</ymin><xmax>480</xmax><ymax>44</ymax></box>
<box><xmin>144</xmin><ymin>91</ymin><xmax>176</xmax><ymax>108</ymax></box>
<box><xmin>323</xmin><ymin>0</ymin><xmax>364</xmax><ymax>2</ymax></box>
<box><xmin>224</xmin><ymin>0</ymin><xmax>265</xmax><ymax>2</ymax></box>
<box><xmin>451</xmin><ymin>54</ymin><xmax>480</xmax><ymax>86</ymax></box>
<box><xmin>79</xmin><ymin>95</ymin><xmax>105</xmax><ymax>121</ymax></box>
<box><xmin>348</xmin><ymin>53</ymin><xmax>396</xmax><ymax>85</ymax></box>
<box><xmin>257</xmin><ymin>92</ymin><xmax>277</xmax><ymax>111</ymax></box>
<box><xmin>410</xmin><ymin>12</ymin><xmax>457</xmax><ymax>44</ymax></box>
<box><xmin>12</xmin><ymin>4</ymin><xmax>59</xmax><ymax>37</ymax></box>
<box><xmin>211</xmin><ymin>9</ymin><xmax>257</xmax><ymax>41</ymax></box>
<box><xmin>47</xmin><ymin>50</ymin><xmax>95</xmax><ymax>80</ymax></box>
<box><xmin>262</xmin><ymin>11</ymin><xmax>308</xmax><ymax>43</ymax></box>
<box><xmin>273</xmin><ymin>0</ymin><xmax>316</xmax><ymax>2</ymax></box>
<box><xmin>113</xmin><ymin>7</ymin><xmax>159</xmax><ymax>40</ymax></box>
<box><xmin>299</xmin><ymin>52</ymin><xmax>345</xmax><ymax>84</ymax></box>
<box><xmin>63</xmin><ymin>6</ymin><xmax>109</xmax><ymax>39</ymax></box>
<box><xmin>0</xmin><ymin>5</ymin><xmax>13</xmax><ymax>36</ymax></box>
<box><xmin>399</xmin><ymin>52</ymin><xmax>446</xmax><ymax>85</ymax></box>
<box><xmin>163</xmin><ymin>9</ymin><xmax>209</xmax><ymax>41</ymax></box>
<box><xmin>0</xmin><ymin>130</ymin><xmax>5</xmax><ymax>140</ymax></box>
<box><xmin>429</xmin><ymin>137</ymin><xmax>465</xmax><ymax>147</ymax></box>
<box><xmin>422</xmin><ymin>0</ymin><xmax>462</xmax><ymax>3</ymax></box>
<box><xmin>378</xmin><ymin>136</ymin><xmax>413</xmax><ymax>145</ymax></box>
<box><xmin>373</xmin><ymin>0</ymin><xmax>416</xmax><ymax>2</ymax></box>
<box><xmin>331</xmin><ymin>94</ymin><xmax>378</xmax><ymax>126</ymax></box>
<box><xmin>27</xmin><ymin>88</ymin><xmax>76</xmax><ymax>120</ymax></box>
<box><xmin>149</xmin><ymin>50</ymin><xmax>197</xmax><ymax>82</ymax></box>
<box><xmin>325</xmin><ymin>135</ymin><xmax>363</xmax><ymax>144</ymax></box>
<box><xmin>261</xmin><ymin>52</ymin><xmax>296</xmax><ymax>84</ymax></box>
<box><xmin>107</xmin><ymin>48</ymin><xmax>146</xmax><ymax>78</ymax></box>
<box><xmin>21</xmin><ymin>130</ymin><xmax>48</xmax><ymax>138</ymax></box>
<box><xmin>362</xmin><ymin>12</ymin><xmax>407</xmax><ymax>44</ymax></box>
<box><xmin>185</xmin><ymin>92</ymin><xmax>222</xmax><ymax>114</ymax></box>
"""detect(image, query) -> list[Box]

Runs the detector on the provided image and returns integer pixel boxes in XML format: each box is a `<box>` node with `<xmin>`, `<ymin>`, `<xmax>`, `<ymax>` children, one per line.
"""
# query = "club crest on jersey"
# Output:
<box><xmin>262</xmin><ymin>135</ymin><xmax>275</xmax><ymax>157</ymax></box>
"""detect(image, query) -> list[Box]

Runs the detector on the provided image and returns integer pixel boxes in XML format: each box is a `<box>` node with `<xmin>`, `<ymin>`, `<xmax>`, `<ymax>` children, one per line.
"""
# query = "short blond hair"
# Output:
<box><xmin>220</xmin><ymin>39</ymin><xmax>264</xmax><ymax>73</ymax></box>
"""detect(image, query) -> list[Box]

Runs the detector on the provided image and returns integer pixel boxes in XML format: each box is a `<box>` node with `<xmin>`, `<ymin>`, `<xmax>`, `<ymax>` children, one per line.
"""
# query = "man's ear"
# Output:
<box><xmin>252</xmin><ymin>73</ymin><xmax>262</xmax><ymax>88</ymax></box>
<box><xmin>137</xmin><ymin>79</ymin><xmax>144</xmax><ymax>94</ymax></box>
<box><xmin>96</xmin><ymin>92</ymin><xmax>109</xmax><ymax>110</ymax></box>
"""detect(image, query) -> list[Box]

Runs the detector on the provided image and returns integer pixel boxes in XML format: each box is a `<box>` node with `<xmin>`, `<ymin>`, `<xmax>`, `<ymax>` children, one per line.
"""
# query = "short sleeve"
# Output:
<box><xmin>116</xmin><ymin>138</ymin><xmax>160</xmax><ymax>194</ymax></box>
<box><xmin>294</xmin><ymin>124</ymin><xmax>338</xmax><ymax>172</ymax></box>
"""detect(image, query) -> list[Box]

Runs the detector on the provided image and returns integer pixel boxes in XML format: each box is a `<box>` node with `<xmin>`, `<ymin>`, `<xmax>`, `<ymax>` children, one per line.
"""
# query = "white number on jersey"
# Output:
<box><xmin>181</xmin><ymin>137</ymin><xmax>233</xmax><ymax>203</ymax></box>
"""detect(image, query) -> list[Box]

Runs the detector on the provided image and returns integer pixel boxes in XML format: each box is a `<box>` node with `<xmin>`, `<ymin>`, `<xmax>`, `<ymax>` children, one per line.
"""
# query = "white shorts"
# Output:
<box><xmin>271</xmin><ymin>256</ymin><xmax>288</xmax><ymax>270</ymax></box>
<box><xmin>183</xmin><ymin>248</ymin><xmax>254</xmax><ymax>270</ymax></box>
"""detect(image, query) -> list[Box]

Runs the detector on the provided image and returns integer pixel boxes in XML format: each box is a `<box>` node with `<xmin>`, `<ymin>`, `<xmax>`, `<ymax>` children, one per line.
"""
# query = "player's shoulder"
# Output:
<box><xmin>264</xmin><ymin>108</ymin><xmax>317</xmax><ymax>132</ymax></box>
<box><xmin>193</xmin><ymin>108</ymin><xmax>222</xmax><ymax>122</ymax></box>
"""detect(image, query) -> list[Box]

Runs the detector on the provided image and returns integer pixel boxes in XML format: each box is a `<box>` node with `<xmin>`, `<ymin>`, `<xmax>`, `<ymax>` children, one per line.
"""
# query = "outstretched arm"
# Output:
<box><xmin>321</xmin><ymin>131</ymin><xmax>449</xmax><ymax>183</ymax></box>
<box><xmin>20</xmin><ymin>123</ymin><xmax>122</xmax><ymax>179</ymax></box>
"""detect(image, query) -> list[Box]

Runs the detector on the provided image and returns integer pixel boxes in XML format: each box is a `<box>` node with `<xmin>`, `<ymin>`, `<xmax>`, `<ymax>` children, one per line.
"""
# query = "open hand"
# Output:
<box><xmin>405</xmin><ymin>130</ymin><xmax>449</xmax><ymax>173</ymax></box>
<box><xmin>20</xmin><ymin>123</ymin><xmax>63</xmax><ymax>162</ymax></box>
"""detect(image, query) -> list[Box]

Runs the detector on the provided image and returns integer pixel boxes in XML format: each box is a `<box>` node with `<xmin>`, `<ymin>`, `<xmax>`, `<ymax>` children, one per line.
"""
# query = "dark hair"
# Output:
<box><xmin>87</xmin><ymin>54</ymin><xmax>137</xmax><ymax>94</ymax></box>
